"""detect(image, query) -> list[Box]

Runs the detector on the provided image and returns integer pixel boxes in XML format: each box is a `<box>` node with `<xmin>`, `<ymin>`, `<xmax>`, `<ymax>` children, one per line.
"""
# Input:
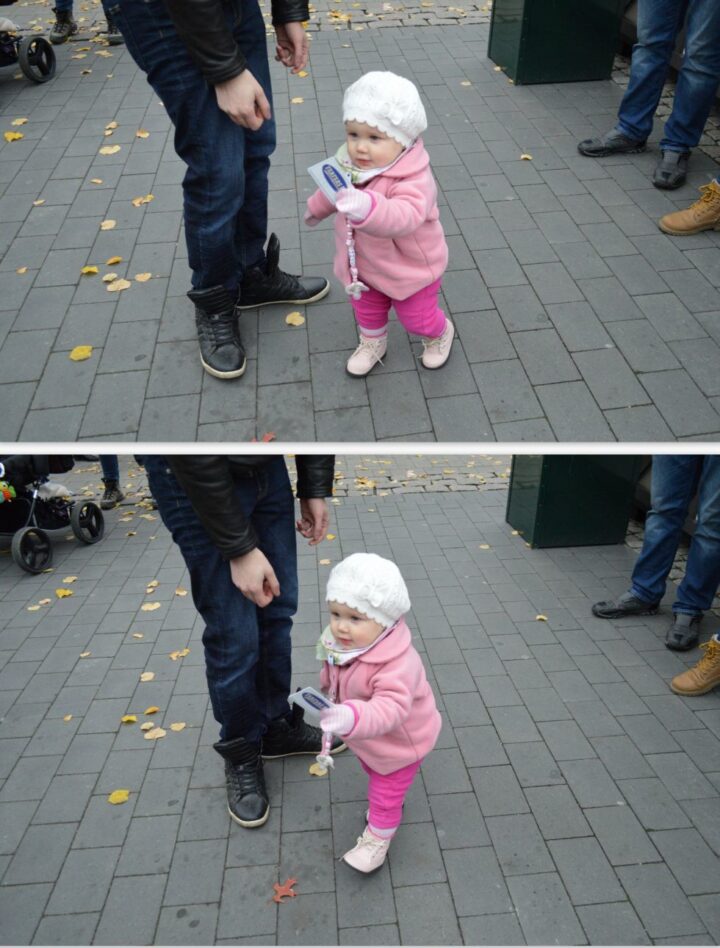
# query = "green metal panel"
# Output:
<box><xmin>506</xmin><ymin>455</ymin><xmax>645</xmax><ymax>548</ymax></box>
<box><xmin>488</xmin><ymin>0</ymin><xmax>625</xmax><ymax>85</ymax></box>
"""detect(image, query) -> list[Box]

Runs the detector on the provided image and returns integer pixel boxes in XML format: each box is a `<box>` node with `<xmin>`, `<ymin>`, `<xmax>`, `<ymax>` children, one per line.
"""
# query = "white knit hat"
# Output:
<box><xmin>343</xmin><ymin>71</ymin><xmax>427</xmax><ymax>148</ymax></box>
<box><xmin>326</xmin><ymin>552</ymin><xmax>411</xmax><ymax>628</ymax></box>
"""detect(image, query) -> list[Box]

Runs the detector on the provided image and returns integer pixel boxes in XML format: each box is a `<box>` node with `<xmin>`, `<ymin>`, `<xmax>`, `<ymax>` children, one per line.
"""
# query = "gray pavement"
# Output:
<box><xmin>2</xmin><ymin>7</ymin><xmax>720</xmax><ymax>441</ymax></box>
<box><xmin>3</xmin><ymin>455</ymin><xmax>720</xmax><ymax>945</ymax></box>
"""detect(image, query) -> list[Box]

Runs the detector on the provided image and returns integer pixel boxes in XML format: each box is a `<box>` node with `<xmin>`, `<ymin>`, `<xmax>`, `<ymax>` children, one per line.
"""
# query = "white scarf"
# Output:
<box><xmin>316</xmin><ymin>621</ymin><xmax>398</xmax><ymax>666</ymax></box>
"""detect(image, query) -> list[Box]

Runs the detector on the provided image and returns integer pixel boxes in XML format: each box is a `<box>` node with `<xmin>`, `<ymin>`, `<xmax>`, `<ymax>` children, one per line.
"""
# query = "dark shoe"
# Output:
<box><xmin>578</xmin><ymin>128</ymin><xmax>646</xmax><ymax>157</ymax></box>
<box><xmin>100</xmin><ymin>479</ymin><xmax>125</xmax><ymax>509</ymax></box>
<box><xmin>665</xmin><ymin>612</ymin><xmax>702</xmax><ymax>652</ymax></box>
<box><xmin>237</xmin><ymin>233</ymin><xmax>329</xmax><ymax>310</ymax></box>
<box><xmin>592</xmin><ymin>590</ymin><xmax>660</xmax><ymax>619</ymax></box>
<box><xmin>104</xmin><ymin>13</ymin><xmax>125</xmax><ymax>45</ymax></box>
<box><xmin>653</xmin><ymin>150</ymin><xmax>690</xmax><ymax>190</ymax></box>
<box><xmin>188</xmin><ymin>285</ymin><xmax>246</xmax><ymax>380</ymax></box>
<box><xmin>50</xmin><ymin>7</ymin><xmax>79</xmax><ymax>43</ymax></box>
<box><xmin>214</xmin><ymin>736</ymin><xmax>269</xmax><ymax>828</ymax></box>
<box><xmin>262</xmin><ymin>704</ymin><xmax>347</xmax><ymax>759</ymax></box>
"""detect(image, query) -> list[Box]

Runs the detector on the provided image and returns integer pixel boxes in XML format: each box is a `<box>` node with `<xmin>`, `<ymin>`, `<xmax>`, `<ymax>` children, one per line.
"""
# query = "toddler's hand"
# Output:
<box><xmin>319</xmin><ymin>703</ymin><xmax>355</xmax><ymax>736</ymax></box>
<box><xmin>336</xmin><ymin>185</ymin><xmax>372</xmax><ymax>222</ymax></box>
<box><xmin>304</xmin><ymin>208</ymin><xmax>320</xmax><ymax>227</ymax></box>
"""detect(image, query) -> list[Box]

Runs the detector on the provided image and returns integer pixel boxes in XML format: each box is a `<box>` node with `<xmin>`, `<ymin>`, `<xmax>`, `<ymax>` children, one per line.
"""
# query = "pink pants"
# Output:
<box><xmin>351</xmin><ymin>278</ymin><xmax>446</xmax><ymax>339</ymax></box>
<box><xmin>360</xmin><ymin>758</ymin><xmax>423</xmax><ymax>829</ymax></box>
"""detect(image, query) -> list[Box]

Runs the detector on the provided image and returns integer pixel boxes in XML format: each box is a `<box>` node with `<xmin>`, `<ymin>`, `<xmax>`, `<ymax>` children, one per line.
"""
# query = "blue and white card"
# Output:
<box><xmin>307</xmin><ymin>156</ymin><xmax>351</xmax><ymax>201</ymax></box>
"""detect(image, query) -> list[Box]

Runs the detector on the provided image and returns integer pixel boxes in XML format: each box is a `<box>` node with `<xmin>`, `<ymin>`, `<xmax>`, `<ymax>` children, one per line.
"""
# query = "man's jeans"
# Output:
<box><xmin>631</xmin><ymin>456</ymin><xmax>720</xmax><ymax>615</ymax></box>
<box><xmin>617</xmin><ymin>0</ymin><xmax>720</xmax><ymax>152</ymax></box>
<box><xmin>106</xmin><ymin>0</ymin><xmax>275</xmax><ymax>292</ymax></box>
<box><xmin>144</xmin><ymin>457</ymin><xmax>297</xmax><ymax>743</ymax></box>
<box><xmin>99</xmin><ymin>455</ymin><xmax>119</xmax><ymax>482</ymax></box>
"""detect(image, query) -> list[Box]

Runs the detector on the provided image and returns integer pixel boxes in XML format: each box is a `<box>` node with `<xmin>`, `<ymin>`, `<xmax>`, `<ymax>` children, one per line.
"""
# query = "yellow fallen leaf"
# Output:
<box><xmin>91</xmin><ymin>178</ymin><xmax>103</xmax><ymax>184</ymax></box>
<box><xmin>80</xmin><ymin>265</ymin><xmax>98</xmax><ymax>275</ymax></box>
<box><xmin>297</xmin><ymin>70</ymin><xmax>309</xmax><ymax>78</ymax></box>
<box><xmin>63</xmin><ymin>576</ymin><xmax>78</xmax><ymax>583</ymax></box>
<box><xmin>535</xmin><ymin>614</ymin><xmax>548</xmax><ymax>622</ymax></box>
<box><xmin>140</xmin><ymin>721</ymin><xmax>154</xmax><ymax>731</ymax></box>
<box><xmin>460</xmin><ymin>80</ymin><xmax>471</xmax><ymax>86</ymax></box>
<box><xmin>16</xmin><ymin>267</ymin><xmax>28</xmax><ymax>274</ymax></box>
<box><xmin>520</xmin><ymin>153</ymin><xmax>533</xmax><ymax>160</ymax></box>
<box><xmin>135</xmin><ymin>128</ymin><xmax>150</xmax><ymax>138</ymax></box>
<box><xmin>95</xmin><ymin>49</ymin><xmax>113</xmax><ymax>57</ymax></box>
<box><xmin>107</xmin><ymin>789</ymin><xmax>130</xmax><ymax>804</ymax></box>
<box><xmin>127</xmin><ymin>531</ymin><xmax>137</xmax><ymax>536</ymax></box>
<box><xmin>169</xmin><ymin>648</ymin><xmax>190</xmax><ymax>661</ymax></box>
<box><xmin>147</xmin><ymin>580</ymin><xmax>159</xmax><ymax>588</ymax></box>
<box><xmin>309</xmin><ymin>761</ymin><xmax>328</xmax><ymax>776</ymax></box>
<box><xmin>139</xmin><ymin>671</ymin><xmax>155</xmax><ymax>682</ymax></box>
<box><xmin>102</xmin><ymin>272</ymin><xmax>118</xmax><ymax>283</ymax></box>
<box><xmin>144</xmin><ymin>706</ymin><xmax>159</xmax><ymax>715</ymax></box>
<box><xmin>132</xmin><ymin>632</ymin><xmax>144</xmax><ymax>639</ymax></box>
<box><xmin>4</xmin><ymin>131</ymin><xmax>24</xmax><ymax>142</ymax></box>
<box><xmin>11</xmin><ymin>117</ymin><xmax>28</xmax><ymax>126</ymax></box>
<box><xmin>169</xmin><ymin>722</ymin><xmax>186</xmax><ymax>732</ymax></box>
<box><xmin>79</xmin><ymin>651</ymin><xmax>91</xmax><ymax>658</ymax></box>
<box><xmin>105</xmin><ymin>255</ymin><xmax>122</xmax><ymax>265</ymax></box>
<box><xmin>319</xmin><ymin>559</ymin><xmax>331</xmax><ymax>565</ymax></box>
<box><xmin>174</xmin><ymin>588</ymin><xmax>188</xmax><ymax>597</ymax></box>
<box><xmin>27</xmin><ymin>605</ymin><xmax>41</xmax><ymax>612</ymax></box>
<box><xmin>55</xmin><ymin>588</ymin><xmax>74</xmax><ymax>598</ymax></box>
<box><xmin>291</xmin><ymin>97</ymin><xmax>304</xmax><ymax>104</ymax></box>
<box><xmin>100</xmin><ymin>219</ymin><xmax>116</xmax><ymax>230</ymax></box>
<box><xmin>33</xmin><ymin>199</ymin><xmax>45</xmax><ymax>206</ymax></box>
<box><xmin>120</xmin><ymin>714</ymin><xmax>137</xmax><ymax>724</ymax></box>
<box><xmin>98</xmin><ymin>145</ymin><xmax>120</xmax><ymax>155</ymax></box>
<box><xmin>103</xmin><ymin>129</ymin><xmax>114</xmax><ymax>137</ymax></box>
<box><xmin>139</xmin><ymin>514</ymin><xmax>157</xmax><ymax>521</ymax></box>
<box><xmin>71</xmin><ymin>53</ymin><xmax>87</xmax><ymax>59</ymax></box>
<box><xmin>478</xmin><ymin>544</ymin><xmax>490</xmax><ymax>550</ymax></box>
<box><xmin>39</xmin><ymin>598</ymin><xmax>51</xmax><ymax>605</ymax></box>
<box><xmin>511</xmin><ymin>530</ymin><xmax>519</xmax><ymax>535</ymax></box>
<box><xmin>63</xmin><ymin>714</ymin><xmax>73</xmax><ymax>722</ymax></box>
<box><xmin>107</xmin><ymin>278</ymin><xmax>132</xmax><ymax>292</ymax></box>
<box><xmin>135</xmin><ymin>272</ymin><xmax>152</xmax><ymax>282</ymax></box>
<box><xmin>326</xmin><ymin>534</ymin><xmax>336</xmax><ymax>540</ymax></box>
<box><xmin>141</xmin><ymin>602</ymin><xmax>161</xmax><ymax>611</ymax></box>
<box><xmin>131</xmin><ymin>193</ymin><xmax>154</xmax><ymax>207</ymax></box>
<box><xmin>69</xmin><ymin>345</ymin><xmax>93</xmax><ymax>362</ymax></box>
<box><xmin>144</xmin><ymin>726</ymin><xmax>166</xmax><ymax>741</ymax></box>
<box><xmin>494</xmin><ymin>65</ymin><xmax>502</xmax><ymax>71</ymax></box>
<box><xmin>285</xmin><ymin>311</ymin><xmax>305</xmax><ymax>326</ymax></box>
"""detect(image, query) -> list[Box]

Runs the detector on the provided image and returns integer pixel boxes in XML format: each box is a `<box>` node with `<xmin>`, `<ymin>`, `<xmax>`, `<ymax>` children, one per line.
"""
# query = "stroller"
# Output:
<box><xmin>0</xmin><ymin>1</ymin><xmax>56</xmax><ymax>84</ymax></box>
<box><xmin>0</xmin><ymin>455</ymin><xmax>104</xmax><ymax>573</ymax></box>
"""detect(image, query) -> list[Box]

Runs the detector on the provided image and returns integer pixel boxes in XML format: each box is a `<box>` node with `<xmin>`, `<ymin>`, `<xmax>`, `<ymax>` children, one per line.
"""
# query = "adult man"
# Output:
<box><xmin>659</xmin><ymin>175</ymin><xmax>720</xmax><ymax>235</ymax></box>
<box><xmin>578</xmin><ymin>0</ymin><xmax>720</xmax><ymax>190</ymax></box>
<box><xmin>50</xmin><ymin>1</ymin><xmax>124</xmax><ymax>44</ymax></box>
<box><xmin>143</xmin><ymin>454</ymin><xmax>343</xmax><ymax>827</ymax></box>
<box><xmin>592</xmin><ymin>456</ymin><xmax>720</xmax><ymax>652</ymax></box>
<box><xmin>106</xmin><ymin>0</ymin><xmax>329</xmax><ymax>380</ymax></box>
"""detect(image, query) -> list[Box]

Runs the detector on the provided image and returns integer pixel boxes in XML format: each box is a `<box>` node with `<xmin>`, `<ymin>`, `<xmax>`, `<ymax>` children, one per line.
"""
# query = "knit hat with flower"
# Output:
<box><xmin>326</xmin><ymin>552</ymin><xmax>411</xmax><ymax>628</ymax></box>
<box><xmin>343</xmin><ymin>71</ymin><xmax>427</xmax><ymax>148</ymax></box>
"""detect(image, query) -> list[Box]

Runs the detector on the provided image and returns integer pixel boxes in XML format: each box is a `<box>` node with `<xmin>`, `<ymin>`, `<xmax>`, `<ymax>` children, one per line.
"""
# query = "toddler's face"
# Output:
<box><xmin>328</xmin><ymin>600</ymin><xmax>384</xmax><ymax>649</ymax></box>
<box><xmin>345</xmin><ymin>120</ymin><xmax>404</xmax><ymax>169</ymax></box>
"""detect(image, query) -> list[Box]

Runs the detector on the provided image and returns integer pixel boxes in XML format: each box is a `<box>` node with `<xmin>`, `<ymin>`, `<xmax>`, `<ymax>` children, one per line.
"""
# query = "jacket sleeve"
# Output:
<box><xmin>353</xmin><ymin>176</ymin><xmax>431</xmax><ymax>239</ymax></box>
<box><xmin>271</xmin><ymin>0</ymin><xmax>310</xmax><ymax>25</ymax></box>
<box><xmin>306</xmin><ymin>188</ymin><xmax>337</xmax><ymax>221</ymax></box>
<box><xmin>345</xmin><ymin>662</ymin><xmax>418</xmax><ymax>739</ymax></box>
<box><xmin>295</xmin><ymin>455</ymin><xmax>335</xmax><ymax>497</ymax></box>
<box><xmin>166</xmin><ymin>456</ymin><xmax>258</xmax><ymax>560</ymax></box>
<box><xmin>162</xmin><ymin>0</ymin><xmax>247</xmax><ymax>86</ymax></box>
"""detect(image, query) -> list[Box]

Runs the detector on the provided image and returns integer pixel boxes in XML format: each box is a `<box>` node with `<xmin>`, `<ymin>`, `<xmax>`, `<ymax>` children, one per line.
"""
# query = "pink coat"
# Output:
<box><xmin>306</xmin><ymin>140</ymin><xmax>449</xmax><ymax>301</ymax></box>
<box><xmin>319</xmin><ymin>618</ymin><xmax>442</xmax><ymax>775</ymax></box>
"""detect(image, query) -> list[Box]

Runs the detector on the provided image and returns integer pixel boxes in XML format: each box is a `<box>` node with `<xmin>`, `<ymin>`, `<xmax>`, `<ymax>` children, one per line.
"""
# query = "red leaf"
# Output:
<box><xmin>261</xmin><ymin>432</ymin><xmax>276</xmax><ymax>443</ymax></box>
<box><xmin>272</xmin><ymin>878</ymin><xmax>298</xmax><ymax>903</ymax></box>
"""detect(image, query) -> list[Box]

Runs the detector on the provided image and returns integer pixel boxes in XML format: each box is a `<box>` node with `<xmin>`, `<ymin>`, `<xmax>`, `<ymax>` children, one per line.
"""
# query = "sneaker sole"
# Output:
<box><xmin>659</xmin><ymin>221</ymin><xmax>720</xmax><ymax>236</ymax></box>
<box><xmin>665</xmin><ymin>637</ymin><xmax>700</xmax><ymax>653</ymax></box>
<box><xmin>227</xmin><ymin>803</ymin><xmax>270</xmax><ymax>828</ymax></box>
<box><xmin>235</xmin><ymin>283</ymin><xmax>330</xmax><ymax>311</ymax></box>
<box><xmin>592</xmin><ymin>605</ymin><xmax>659</xmax><ymax>619</ymax></box>
<box><xmin>346</xmin><ymin>360</ymin><xmax>384</xmax><ymax>378</ymax></box>
<box><xmin>653</xmin><ymin>178</ymin><xmax>687</xmax><ymax>191</ymax></box>
<box><xmin>200</xmin><ymin>356</ymin><xmax>247</xmax><ymax>380</ymax></box>
<box><xmin>341</xmin><ymin>854</ymin><xmax>385</xmax><ymax>874</ymax></box>
<box><xmin>578</xmin><ymin>143</ymin><xmax>646</xmax><ymax>157</ymax></box>
<box><xmin>262</xmin><ymin>741</ymin><xmax>347</xmax><ymax>760</ymax></box>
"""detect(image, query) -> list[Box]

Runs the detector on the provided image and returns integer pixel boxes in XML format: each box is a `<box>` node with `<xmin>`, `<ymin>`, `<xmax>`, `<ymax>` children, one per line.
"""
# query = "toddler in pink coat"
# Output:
<box><xmin>317</xmin><ymin>552</ymin><xmax>442</xmax><ymax>873</ymax></box>
<box><xmin>304</xmin><ymin>72</ymin><xmax>453</xmax><ymax>377</ymax></box>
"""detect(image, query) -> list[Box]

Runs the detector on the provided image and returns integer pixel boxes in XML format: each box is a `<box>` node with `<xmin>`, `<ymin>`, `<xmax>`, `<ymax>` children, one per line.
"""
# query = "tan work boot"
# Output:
<box><xmin>421</xmin><ymin>318</ymin><xmax>455</xmax><ymax>370</ymax></box>
<box><xmin>659</xmin><ymin>180</ymin><xmax>720</xmax><ymax>236</ymax></box>
<box><xmin>342</xmin><ymin>826</ymin><xmax>391</xmax><ymax>873</ymax></box>
<box><xmin>670</xmin><ymin>635</ymin><xmax>720</xmax><ymax>696</ymax></box>
<box><xmin>346</xmin><ymin>333</ymin><xmax>387</xmax><ymax>377</ymax></box>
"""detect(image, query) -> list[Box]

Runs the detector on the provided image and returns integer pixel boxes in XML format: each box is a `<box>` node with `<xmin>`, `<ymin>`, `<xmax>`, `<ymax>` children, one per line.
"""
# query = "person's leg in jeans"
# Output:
<box><xmin>50</xmin><ymin>0</ymin><xmax>78</xmax><ymax>43</ymax></box>
<box><xmin>99</xmin><ymin>455</ymin><xmax>124</xmax><ymax>510</ymax></box>
<box><xmin>673</xmin><ymin>457</ymin><xmax>720</xmax><ymax>614</ymax></box>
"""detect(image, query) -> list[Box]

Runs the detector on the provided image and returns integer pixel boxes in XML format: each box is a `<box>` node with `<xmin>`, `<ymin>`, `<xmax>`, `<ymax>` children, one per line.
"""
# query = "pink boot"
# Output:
<box><xmin>346</xmin><ymin>333</ymin><xmax>387</xmax><ymax>377</ymax></box>
<box><xmin>342</xmin><ymin>827</ymin><xmax>391</xmax><ymax>873</ymax></box>
<box><xmin>420</xmin><ymin>318</ymin><xmax>454</xmax><ymax>369</ymax></box>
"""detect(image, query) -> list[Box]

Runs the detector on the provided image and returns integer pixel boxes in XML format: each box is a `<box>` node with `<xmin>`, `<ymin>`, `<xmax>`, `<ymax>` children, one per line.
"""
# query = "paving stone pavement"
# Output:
<box><xmin>2</xmin><ymin>4</ymin><xmax>720</xmax><ymax>441</ymax></box>
<box><xmin>3</xmin><ymin>455</ymin><xmax>720</xmax><ymax>945</ymax></box>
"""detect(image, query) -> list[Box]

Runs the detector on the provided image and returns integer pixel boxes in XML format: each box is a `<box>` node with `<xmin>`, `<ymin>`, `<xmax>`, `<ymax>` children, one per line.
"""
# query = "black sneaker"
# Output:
<box><xmin>262</xmin><ymin>704</ymin><xmax>347</xmax><ymax>759</ymax></box>
<box><xmin>592</xmin><ymin>590</ymin><xmax>660</xmax><ymax>619</ymax></box>
<box><xmin>653</xmin><ymin>150</ymin><xmax>690</xmax><ymax>190</ymax></box>
<box><xmin>188</xmin><ymin>285</ymin><xmax>246</xmax><ymax>379</ymax></box>
<box><xmin>578</xmin><ymin>128</ymin><xmax>646</xmax><ymax>158</ymax></box>
<box><xmin>100</xmin><ymin>479</ymin><xmax>125</xmax><ymax>509</ymax></box>
<box><xmin>49</xmin><ymin>7</ymin><xmax>78</xmax><ymax>44</ymax></box>
<box><xmin>104</xmin><ymin>13</ymin><xmax>125</xmax><ymax>45</ymax></box>
<box><xmin>237</xmin><ymin>233</ymin><xmax>329</xmax><ymax>310</ymax></box>
<box><xmin>214</xmin><ymin>736</ymin><xmax>269</xmax><ymax>828</ymax></box>
<box><xmin>666</xmin><ymin>612</ymin><xmax>702</xmax><ymax>652</ymax></box>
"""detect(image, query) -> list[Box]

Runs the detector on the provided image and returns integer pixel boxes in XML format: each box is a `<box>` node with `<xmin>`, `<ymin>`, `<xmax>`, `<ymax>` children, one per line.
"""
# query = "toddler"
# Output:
<box><xmin>304</xmin><ymin>71</ymin><xmax>452</xmax><ymax>377</ymax></box>
<box><xmin>317</xmin><ymin>552</ymin><xmax>441</xmax><ymax>873</ymax></box>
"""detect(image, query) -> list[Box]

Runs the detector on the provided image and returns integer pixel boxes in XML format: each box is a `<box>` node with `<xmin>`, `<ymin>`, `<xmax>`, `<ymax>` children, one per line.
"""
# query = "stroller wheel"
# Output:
<box><xmin>11</xmin><ymin>527</ymin><xmax>53</xmax><ymax>574</ymax></box>
<box><xmin>18</xmin><ymin>36</ymin><xmax>56</xmax><ymax>83</ymax></box>
<box><xmin>70</xmin><ymin>500</ymin><xmax>104</xmax><ymax>544</ymax></box>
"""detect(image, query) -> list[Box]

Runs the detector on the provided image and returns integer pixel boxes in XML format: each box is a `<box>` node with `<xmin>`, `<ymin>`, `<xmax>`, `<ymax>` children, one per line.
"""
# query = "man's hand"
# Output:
<box><xmin>215</xmin><ymin>70</ymin><xmax>271</xmax><ymax>130</ymax></box>
<box><xmin>230</xmin><ymin>548</ymin><xmax>280</xmax><ymax>607</ymax></box>
<box><xmin>274</xmin><ymin>21</ymin><xmax>309</xmax><ymax>73</ymax></box>
<box><xmin>296</xmin><ymin>497</ymin><xmax>329</xmax><ymax>546</ymax></box>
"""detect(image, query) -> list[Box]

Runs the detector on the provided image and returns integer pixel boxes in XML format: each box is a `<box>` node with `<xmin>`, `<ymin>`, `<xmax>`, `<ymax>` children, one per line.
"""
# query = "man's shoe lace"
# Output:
<box><xmin>206</xmin><ymin>314</ymin><xmax>238</xmax><ymax>349</ymax></box>
<box><xmin>227</xmin><ymin>758</ymin><xmax>264</xmax><ymax>798</ymax></box>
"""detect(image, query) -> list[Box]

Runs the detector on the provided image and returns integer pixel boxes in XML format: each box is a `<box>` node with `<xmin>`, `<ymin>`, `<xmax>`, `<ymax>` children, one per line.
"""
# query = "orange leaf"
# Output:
<box><xmin>272</xmin><ymin>878</ymin><xmax>298</xmax><ymax>903</ymax></box>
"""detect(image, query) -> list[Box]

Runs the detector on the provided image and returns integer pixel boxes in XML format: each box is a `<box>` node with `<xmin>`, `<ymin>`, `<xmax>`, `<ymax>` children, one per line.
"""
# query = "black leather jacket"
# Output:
<box><xmin>163</xmin><ymin>0</ymin><xmax>310</xmax><ymax>85</ymax></box>
<box><xmin>167</xmin><ymin>455</ymin><xmax>334</xmax><ymax>560</ymax></box>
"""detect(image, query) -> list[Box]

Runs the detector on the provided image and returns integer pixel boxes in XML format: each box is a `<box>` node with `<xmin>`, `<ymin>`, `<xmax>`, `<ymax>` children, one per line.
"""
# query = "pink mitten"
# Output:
<box><xmin>336</xmin><ymin>185</ymin><xmax>372</xmax><ymax>222</ymax></box>
<box><xmin>304</xmin><ymin>207</ymin><xmax>320</xmax><ymax>227</ymax></box>
<box><xmin>319</xmin><ymin>703</ymin><xmax>355</xmax><ymax>736</ymax></box>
